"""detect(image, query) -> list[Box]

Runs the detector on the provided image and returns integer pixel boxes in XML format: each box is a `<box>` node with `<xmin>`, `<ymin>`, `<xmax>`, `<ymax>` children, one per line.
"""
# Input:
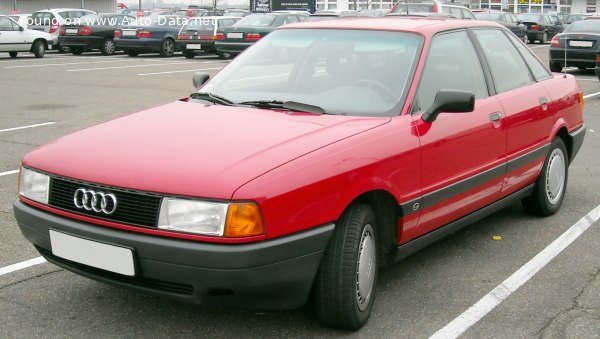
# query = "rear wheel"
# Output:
<box><xmin>522</xmin><ymin>34</ymin><xmax>528</xmax><ymax>44</ymax></box>
<box><xmin>32</xmin><ymin>40</ymin><xmax>45</xmax><ymax>58</ymax></box>
<box><xmin>100</xmin><ymin>38</ymin><xmax>115</xmax><ymax>55</ymax></box>
<box><xmin>71</xmin><ymin>47</ymin><xmax>84</xmax><ymax>55</ymax></box>
<box><xmin>159</xmin><ymin>38</ymin><xmax>175</xmax><ymax>57</ymax></box>
<box><xmin>522</xmin><ymin>137</ymin><xmax>568</xmax><ymax>216</ymax></box>
<box><xmin>183</xmin><ymin>51</ymin><xmax>195</xmax><ymax>59</ymax></box>
<box><xmin>9</xmin><ymin>51</ymin><xmax>18</xmax><ymax>58</ymax></box>
<box><xmin>549</xmin><ymin>62</ymin><xmax>562</xmax><ymax>72</ymax></box>
<box><xmin>314</xmin><ymin>203</ymin><xmax>378</xmax><ymax>330</ymax></box>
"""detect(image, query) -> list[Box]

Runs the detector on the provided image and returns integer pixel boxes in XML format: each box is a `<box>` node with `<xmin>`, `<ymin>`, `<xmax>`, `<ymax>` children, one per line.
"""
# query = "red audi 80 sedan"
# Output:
<box><xmin>14</xmin><ymin>17</ymin><xmax>585</xmax><ymax>330</ymax></box>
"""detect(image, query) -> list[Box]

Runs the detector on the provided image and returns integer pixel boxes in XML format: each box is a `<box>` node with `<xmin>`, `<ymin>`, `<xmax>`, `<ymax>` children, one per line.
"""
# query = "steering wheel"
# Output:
<box><xmin>350</xmin><ymin>79</ymin><xmax>397</xmax><ymax>104</ymax></box>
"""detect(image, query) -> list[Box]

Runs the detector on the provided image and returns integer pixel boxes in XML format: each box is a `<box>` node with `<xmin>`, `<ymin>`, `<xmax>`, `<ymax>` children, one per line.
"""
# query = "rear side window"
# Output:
<box><xmin>461</xmin><ymin>9</ymin><xmax>476</xmax><ymax>20</ymax></box>
<box><xmin>473</xmin><ymin>29</ymin><xmax>534</xmax><ymax>93</ymax></box>
<box><xmin>0</xmin><ymin>17</ymin><xmax>19</xmax><ymax>31</ymax></box>
<box><xmin>414</xmin><ymin>30</ymin><xmax>488</xmax><ymax>113</ymax></box>
<box><xmin>506</xmin><ymin>32</ymin><xmax>552</xmax><ymax>81</ymax></box>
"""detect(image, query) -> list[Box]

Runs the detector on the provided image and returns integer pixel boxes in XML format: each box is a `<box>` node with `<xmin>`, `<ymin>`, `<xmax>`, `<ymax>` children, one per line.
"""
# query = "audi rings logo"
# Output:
<box><xmin>73</xmin><ymin>188</ymin><xmax>118</xmax><ymax>215</ymax></box>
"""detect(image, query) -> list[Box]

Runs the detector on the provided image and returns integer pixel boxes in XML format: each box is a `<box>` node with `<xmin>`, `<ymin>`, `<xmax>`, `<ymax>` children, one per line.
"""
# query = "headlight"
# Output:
<box><xmin>19</xmin><ymin>167</ymin><xmax>50</xmax><ymax>204</ymax></box>
<box><xmin>158</xmin><ymin>198</ymin><xmax>265</xmax><ymax>237</ymax></box>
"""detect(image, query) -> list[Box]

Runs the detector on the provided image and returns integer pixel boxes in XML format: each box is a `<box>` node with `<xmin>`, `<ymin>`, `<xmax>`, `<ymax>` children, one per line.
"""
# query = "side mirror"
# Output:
<box><xmin>421</xmin><ymin>90</ymin><xmax>475</xmax><ymax>123</ymax></box>
<box><xmin>19</xmin><ymin>26</ymin><xmax>24</xmax><ymax>31</ymax></box>
<box><xmin>192</xmin><ymin>71</ymin><xmax>210</xmax><ymax>90</ymax></box>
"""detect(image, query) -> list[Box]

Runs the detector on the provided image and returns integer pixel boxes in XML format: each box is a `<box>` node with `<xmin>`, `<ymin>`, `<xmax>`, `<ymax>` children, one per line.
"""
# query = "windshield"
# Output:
<box><xmin>234</xmin><ymin>14</ymin><xmax>276</xmax><ymax>27</ymax></box>
<box><xmin>200</xmin><ymin>29</ymin><xmax>423</xmax><ymax>116</ymax></box>
<box><xmin>566</xmin><ymin>20</ymin><xmax>600</xmax><ymax>32</ymax></box>
<box><xmin>566</xmin><ymin>14</ymin><xmax>588</xmax><ymax>24</ymax></box>
<box><xmin>392</xmin><ymin>4</ymin><xmax>434</xmax><ymax>13</ymax></box>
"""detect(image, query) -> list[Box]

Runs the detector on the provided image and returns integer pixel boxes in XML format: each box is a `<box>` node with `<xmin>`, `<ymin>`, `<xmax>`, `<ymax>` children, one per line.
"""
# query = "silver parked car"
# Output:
<box><xmin>28</xmin><ymin>8</ymin><xmax>96</xmax><ymax>53</ymax></box>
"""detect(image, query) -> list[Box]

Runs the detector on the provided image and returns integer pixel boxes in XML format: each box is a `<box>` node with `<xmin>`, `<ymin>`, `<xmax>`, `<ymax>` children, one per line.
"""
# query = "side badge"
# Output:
<box><xmin>412</xmin><ymin>203</ymin><xmax>420</xmax><ymax>211</ymax></box>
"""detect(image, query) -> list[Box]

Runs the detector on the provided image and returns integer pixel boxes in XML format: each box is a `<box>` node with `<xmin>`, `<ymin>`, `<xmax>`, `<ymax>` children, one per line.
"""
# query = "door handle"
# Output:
<box><xmin>489</xmin><ymin>112</ymin><xmax>502</xmax><ymax>122</ymax></box>
<box><xmin>539</xmin><ymin>97</ymin><xmax>548</xmax><ymax>105</ymax></box>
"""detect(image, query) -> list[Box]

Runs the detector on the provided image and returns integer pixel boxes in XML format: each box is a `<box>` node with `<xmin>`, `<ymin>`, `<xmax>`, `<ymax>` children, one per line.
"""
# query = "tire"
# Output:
<box><xmin>577</xmin><ymin>66</ymin><xmax>586</xmax><ymax>70</ymax></box>
<box><xmin>549</xmin><ymin>62</ymin><xmax>562</xmax><ymax>72</ymax></box>
<box><xmin>159</xmin><ymin>38</ymin><xmax>175</xmax><ymax>57</ymax></box>
<box><xmin>126</xmin><ymin>51</ymin><xmax>139</xmax><ymax>57</ymax></box>
<box><xmin>522</xmin><ymin>34</ymin><xmax>528</xmax><ymax>44</ymax></box>
<box><xmin>100</xmin><ymin>38</ymin><xmax>115</xmax><ymax>56</ymax></box>
<box><xmin>58</xmin><ymin>44</ymin><xmax>70</xmax><ymax>53</ymax></box>
<box><xmin>217</xmin><ymin>51</ymin><xmax>232</xmax><ymax>59</ymax></box>
<box><xmin>71</xmin><ymin>47</ymin><xmax>84</xmax><ymax>55</ymax></box>
<box><xmin>183</xmin><ymin>51</ymin><xmax>195</xmax><ymax>59</ymax></box>
<box><xmin>32</xmin><ymin>40</ymin><xmax>45</xmax><ymax>58</ymax></box>
<box><xmin>314</xmin><ymin>203</ymin><xmax>378</xmax><ymax>330</ymax></box>
<box><xmin>522</xmin><ymin>137</ymin><xmax>568</xmax><ymax>216</ymax></box>
<box><xmin>9</xmin><ymin>51</ymin><xmax>18</xmax><ymax>58</ymax></box>
<box><xmin>540</xmin><ymin>32</ymin><xmax>548</xmax><ymax>44</ymax></box>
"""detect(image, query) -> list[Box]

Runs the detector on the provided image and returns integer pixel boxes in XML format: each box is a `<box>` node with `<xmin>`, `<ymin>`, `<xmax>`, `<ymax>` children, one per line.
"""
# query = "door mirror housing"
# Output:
<box><xmin>421</xmin><ymin>89</ymin><xmax>475</xmax><ymax>123</ymax></box>
<box><xmin>192</xmin><ymin>72</ymin><xmax>210</xmax><ymax>90</ymax></box>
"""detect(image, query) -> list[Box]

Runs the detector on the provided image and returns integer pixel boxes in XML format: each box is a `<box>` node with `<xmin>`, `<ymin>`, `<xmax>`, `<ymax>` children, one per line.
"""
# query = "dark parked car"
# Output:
<box><xmin>15</xmin><ymin>17</ymin><xmax>584</xmax><ymax>331</ymax></box>
<box><xmin>114</xmin><ymin>15</ymin><xmax>184</xmax><ymax>57</ymax></box>
<box><xmin>215</xmin><ymin>13</ymin><xmax>305</xmax><ymax>58</ymax></box>
<box><xmin>549</xmin><ymin>19</ymin><xmax>600</xmax><ymax>72</ymax></box>
<box><xmin>176</xmin><ymin>16</ymin><xmax>239</xmax><ymax>58</ymax></box>
<box><xmin>390</xmin><ymin>0</ymin><xmax>476</xmax><ymax>19</ymax></box>
<box><xmin>516</xmin><ymin>13</ymin><xmax>563</xmax><ymax>44</ymax></box>
<box><xmin>59</xmin><ymin>14</ymin><xmax>136</xmax><ymax>55</ymax></box>
<box><xmin>474</xmin><ymin>11</ymin><xmax>528</xmax><ymax>43</ymax></box>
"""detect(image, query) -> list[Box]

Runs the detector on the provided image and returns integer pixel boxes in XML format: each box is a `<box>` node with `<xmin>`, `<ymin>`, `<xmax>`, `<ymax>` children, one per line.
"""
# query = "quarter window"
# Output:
<box><xmin>506</xmin><ymin>32</ymin><xmax>551</xmax><ymax>81</ymax></box>
<box><xmin>413</xmin><ymin>30</ymin><xmax>488</xmax><ymax>114</ymax></box>
<box><xmin>473</xmin><ymin>29</ymin><xmax>534</xmax><ymax>93</ymax></box>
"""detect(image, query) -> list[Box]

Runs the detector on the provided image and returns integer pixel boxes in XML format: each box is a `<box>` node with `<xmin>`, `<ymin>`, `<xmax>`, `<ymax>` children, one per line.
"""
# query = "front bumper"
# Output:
<box><xmin>14</xmin><ymin>201</ymin><xmax>334</xmax><ymax>310</ymax></box>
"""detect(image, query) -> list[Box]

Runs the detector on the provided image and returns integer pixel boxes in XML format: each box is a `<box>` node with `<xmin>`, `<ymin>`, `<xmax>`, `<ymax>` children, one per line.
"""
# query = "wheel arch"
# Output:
<box><xmin>30</xmin><ymin>38</ymin><xmax>48</xmax><ymax>51</ymax></box>
<box><xmin>550</xmin><ymin>118</ymin><xmax>572</xmax><ymax>162</ymax></box>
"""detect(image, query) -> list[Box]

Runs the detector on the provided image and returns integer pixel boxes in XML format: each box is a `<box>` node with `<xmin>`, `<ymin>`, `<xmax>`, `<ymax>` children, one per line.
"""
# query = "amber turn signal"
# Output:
<box><xmin>224</xmin><ymin>202</ymin><xmax>265</xmax><ymax>237</ymax></box>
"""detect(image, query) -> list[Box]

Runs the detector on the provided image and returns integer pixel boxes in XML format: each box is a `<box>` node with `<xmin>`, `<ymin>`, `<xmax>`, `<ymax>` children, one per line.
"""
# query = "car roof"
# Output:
<box><xmin>33</xmin><ymin>8</ymin><xmax>95</xmax><ymax>13</ymax></box>
<box><xmin>283</xmin><ymin>16</ymin><xmax>503</xmax><ymax>34</ymax></box>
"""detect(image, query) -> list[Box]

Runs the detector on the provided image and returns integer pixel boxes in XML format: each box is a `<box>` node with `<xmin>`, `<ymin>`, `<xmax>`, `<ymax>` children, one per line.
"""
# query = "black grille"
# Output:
<box><xmin>48</xmin><ymin>177</ymin><xmax>162</xmax><ymax>228</ymax></box>
<box><xmin>37</xmin><ymin>247</ymin><xmax>194</xmax><ymax>295</ymax></box>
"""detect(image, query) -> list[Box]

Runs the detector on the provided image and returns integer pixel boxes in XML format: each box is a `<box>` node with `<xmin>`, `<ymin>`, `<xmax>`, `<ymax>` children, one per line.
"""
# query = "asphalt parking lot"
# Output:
<box><xmin>1</xmin><ymin>46</ymin><xmax>599</xmax><ymax>338</ymax></box>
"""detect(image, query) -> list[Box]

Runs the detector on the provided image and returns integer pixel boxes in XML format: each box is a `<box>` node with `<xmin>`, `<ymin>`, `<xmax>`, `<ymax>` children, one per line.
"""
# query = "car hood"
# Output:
<box><xmin>23</xmin><ymin>101</ymin><xmax>389</xmax><ymax>199</ymax></box>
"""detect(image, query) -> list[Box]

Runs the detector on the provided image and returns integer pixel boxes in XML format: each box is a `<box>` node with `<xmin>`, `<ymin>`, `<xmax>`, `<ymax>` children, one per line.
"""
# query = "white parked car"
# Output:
<box><xmin>0</xmin><ymin>16</ymin><xmax>52</xmax><ymax>58</ymax></box>
<box><xmin>28</xmin><ymin>8</ymin><xmax>95</xmax><ymax>52</ymax></box>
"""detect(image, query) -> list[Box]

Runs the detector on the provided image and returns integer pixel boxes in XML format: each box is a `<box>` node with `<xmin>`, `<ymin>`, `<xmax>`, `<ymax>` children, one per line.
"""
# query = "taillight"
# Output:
<box><xmin>199</xmin><ymin>35</ymin><xmax>214</xmax><ymax>40</ymax></box>
<box><xmin>596</xmin><ymin>54</ymin><xmax>600</xmax><ymax>63</ymax></box>
<box><xmin>137</xmin><ymin>31</ymin><xmax>152</xmax><ymax>38</ymax></box>
<box><xmin>215</xmin><ymin>33</ymin><xmax>225</xmax><ymax>40</ymax></box>
<box><xmin>551</xmin><ymin>36</ymin><xmax>560</xmax><ymax>47</ymax></box>
<box><xmin>531</xmin><ymin>25</ymin><xmax>541</xmax><ymax>31</ymax></box>
<box><xmin>49</xmin><ymin>23</ymin><xmax>60</xmax><ymax>33</ymax></box>
<box><xmin>245</xmin><ymin>33</ymin><xmax>261</xmax><ymax>41</ymax></box>
<box><xmin>59</xmin><ymin>27</ymin><xmax>65</xmax><ymax>36</ymax></box>
<box><xmin>432</xmin><ymin>3</ymin><xmax>438</xmax><ymax>12</ymax></box>
<box><xmin>114</xmin><ymin>30</ymin><xmax>122</xmax><ymax>38</ymax></box>
<box><xmin>178</xmin><ymin>35</ymin><xmax>191</xmax><ymax>40</ymax></box>
<box><xmin>79</xmin><ymin>26</ymin><xmax>92</xmax><ymax>35</ymax></box>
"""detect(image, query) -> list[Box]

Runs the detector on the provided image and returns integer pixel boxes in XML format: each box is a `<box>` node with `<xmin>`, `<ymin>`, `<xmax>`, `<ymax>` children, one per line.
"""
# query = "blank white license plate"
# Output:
<box><xmin>227</xmin><ymin>32</ymin><xmax>243</xmax><ymax>39</ymax></box>
<box><xmin>569</xmin><ymin>40</ymin><xmax>593</xmax><ymax>47</ymax></box>
<box><xmin>186</xmin><ymin>43</ymin><xmax>201</xmax><ymax>50</ymax></box>
<box><xmin>122</xmin><ymin>30</ymin><xmax>137</xmax><ymax>36</ymax></box>
<box><xmin>50</xmin><ymin>230</ymin><xmax>135</xmax><ymax>276</ymax></box>
<box><xmin>65</xmin><ymin>28</ymin><xmax>78</xmax><ymax>34</ymax></box>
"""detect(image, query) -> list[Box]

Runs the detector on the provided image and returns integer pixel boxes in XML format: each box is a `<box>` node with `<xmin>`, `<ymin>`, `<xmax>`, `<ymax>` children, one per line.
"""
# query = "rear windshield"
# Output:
<box><xmin>475</xmin><ymin>13</ymin><xmax>502</xmax><ymax>21</ymax></box>
<box><xmin>566</xmin><ymin>20</ymin><xmax>600</xmax><ymax>33</ymax></box>
<box><xmin>30</xmin><ymin>12</ymin><xmax>55</xmax><ymax>26</ymax></box>
<box><xmin>518</xmin><ymin>14</ymin><xmax>542</xmax><ymax>22</ymax></box>
<box><xmin>234</xmin><ymin>14</ymin><xmax>276</xmax><ymax>26</ymax></box>
<box><xmin>183</xmin><ymin>18</ymin><xmax>215</xmax><ymax>30</ymax></box>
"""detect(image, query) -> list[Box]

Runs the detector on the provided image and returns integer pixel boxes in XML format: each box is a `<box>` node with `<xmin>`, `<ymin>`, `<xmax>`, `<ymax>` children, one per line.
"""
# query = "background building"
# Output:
<box><xmin>1</xmin><ymin>0</ymin><xmax>116</xmax><ymax>14</ymax></box>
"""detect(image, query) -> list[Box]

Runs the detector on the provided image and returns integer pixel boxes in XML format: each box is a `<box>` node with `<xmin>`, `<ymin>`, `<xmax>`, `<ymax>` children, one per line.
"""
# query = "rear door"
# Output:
<box><xmin>409</xmin><ymin>29</ymin><xmax>506</xmax><ymax>239</ymax></box>
<box><xmin>0</xmin><ymin>17</ymin><xmax>27</xmax><ymax>51</ymax></box>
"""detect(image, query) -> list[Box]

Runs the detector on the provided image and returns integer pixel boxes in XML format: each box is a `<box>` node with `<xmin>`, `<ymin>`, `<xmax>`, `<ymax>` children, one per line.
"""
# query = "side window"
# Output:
<box><xmin>506</xmin><ymin>32</ymin><xmax>552</xmax><ymax>81</ymax></box>
<box><xmin>473</xmin><ymin>29</ymin><xmax>534</xmax><ymax>93</ymax></box>
<box><xmin>0</xmin><ymin>17</ymin><xmax>18</xmax><ymax>31</ymax></box>
<box><xmin>285</xmin><ymin>16</ymin><xmax>299</xmax><ymax>24</ymax></box>
<box><xmin>462</xmin><ymin>9</ymin><xmax>476</xmax><ymax>20</ymax></box>
<box><xmin>414</xmin><ymin>30</ymin><xmax>488</xmax><ymax>113</ymax></box>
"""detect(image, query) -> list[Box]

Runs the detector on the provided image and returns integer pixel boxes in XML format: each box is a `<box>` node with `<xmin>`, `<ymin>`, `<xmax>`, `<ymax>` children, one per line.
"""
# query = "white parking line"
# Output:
<box><xmin>4</xmin><ymin>59</ymin><xmax>129</xmax><ymax>69</ymax></box>
<box><xmin>529</xmin><ymin>45</ymin><xmax>550</xmax><ymax>49</ymax></box>
<box><xmin>66</xmin><ymin>61</ymin><xmax>200</xmax><ymax>72</ymax></box>
<box><xmin>430</xmin><ymin>204</ymin><xmax>600</xmax><ymax>339</ymax></box>
<box><xmin>583</xmin><ymin>91</ymin><xmax>600</xmax><ymax>99</ymax></box>
<box><xmin>138</xmin><ymin>67</ymin><xmax>222</xmax><ymax>76</ymax></box>
<box><xmin>0</xmin><ymin>257</ymin><xmax>46</xmax><ymax>276</ymax></box>
<box><xmin>0</xmin><ymin>170</ymin><xmax>19</xmax><ymax>177</ymax></box>
<box><xmin>0</xmin><ymin>122</ymin><xmax>56</xmax><ymax>133</ymax></box>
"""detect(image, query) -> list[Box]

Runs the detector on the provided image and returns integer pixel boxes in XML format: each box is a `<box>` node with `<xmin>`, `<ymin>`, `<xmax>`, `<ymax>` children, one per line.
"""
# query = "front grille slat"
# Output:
<box><xmin>49</xmin><ymin>177</ymin><xmax>161</xmax><ymax>228</ymax></box>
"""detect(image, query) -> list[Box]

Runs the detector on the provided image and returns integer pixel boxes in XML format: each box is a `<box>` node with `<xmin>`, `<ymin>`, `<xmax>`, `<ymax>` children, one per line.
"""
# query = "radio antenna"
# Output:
<box><xmin>563</xmin><ymin>35</ymin><xmax>568</xmax><ymax>78</ymax></box>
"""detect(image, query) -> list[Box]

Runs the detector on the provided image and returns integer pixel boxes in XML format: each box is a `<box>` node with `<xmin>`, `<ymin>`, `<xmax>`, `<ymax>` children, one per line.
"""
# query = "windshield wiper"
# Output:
<box><xmin>240</xmin><ymin>100</ymin><xmax>325</xmax><ymax>114</ymax></box>
<box><xmin>189</xmin><ymin>92</ymin><xmax>236</xmax><ymax>106</ymax></box>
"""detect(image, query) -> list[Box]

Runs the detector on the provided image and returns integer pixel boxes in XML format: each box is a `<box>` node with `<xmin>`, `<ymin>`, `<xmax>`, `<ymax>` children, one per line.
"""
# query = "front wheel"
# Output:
<box><xmin>313</xmin><ymin>203</ymin><xmax>378</xmax><ymax>330</ymax></box>
<box><xmin>522</xmin><ymin>137</ymin><xmax>568</xmax><ymax>216</ymax></box>
<box><xmin>9</xmin><ymin>51</ymin><xmax>18</xmax><ymax>58</ymax></box>
<box><xmin>71</xmin><ymin>47</ymin><xmax>84</xmax><ymax>55</ymax></box>
<box><xmin>183</xmin><ymin>51</ymin><xmax>195</xmax><ymax>59</ymax></box>
<box><xmin>159</xmin><ymin>38</ymin><xmax>175</xmax><ymax>57</ymax></box>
